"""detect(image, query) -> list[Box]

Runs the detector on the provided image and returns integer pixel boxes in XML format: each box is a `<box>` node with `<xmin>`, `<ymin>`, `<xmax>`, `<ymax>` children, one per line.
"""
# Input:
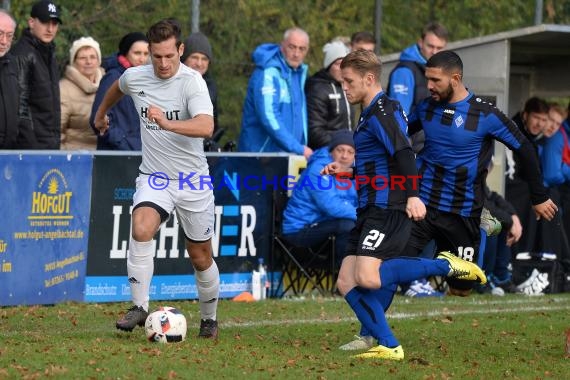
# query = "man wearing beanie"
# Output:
<box><xmin>11</xmin><ymin>0</ymin><xmax>63</xmax><ymax>149</ymax></box>
<box><xmin>60</xmin><ymin>36</ymin><xmax>104</xmax><ymax>150</ymax></box>
<box><xmin>89</xmin><ymin>32</ymin><xmax>149</xmax><ymax>150</ymax></box>
<box><xmin>239</xmin><ymin>27</ymin><xmax>312</xmax><ymax>159</ymax></box>
<box><xmin>282</xmin><ymin>129</ymin><xmax>357</xmax><ymax>268</ymax></box>
<box><xmin>306</xmin><ymin>40</ymin><xmax>352</xmax><ymax>150</ymax></box>
<box><xmin>181</xmin><ymin>32</ymin><xmax>219</xmax><ymax>137</ymax></box>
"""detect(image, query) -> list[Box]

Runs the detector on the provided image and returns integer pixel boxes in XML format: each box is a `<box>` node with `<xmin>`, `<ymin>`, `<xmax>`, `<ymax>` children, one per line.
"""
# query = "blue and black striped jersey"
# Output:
<box><xmin>354</xmin><ymin>91</ymin><xmax>413</xmax><ymax>210</ymax></box>
<box><xmin>408</xmin><ymin>93</ymin><xmax>529</xmax><ymax>217</ymax></box>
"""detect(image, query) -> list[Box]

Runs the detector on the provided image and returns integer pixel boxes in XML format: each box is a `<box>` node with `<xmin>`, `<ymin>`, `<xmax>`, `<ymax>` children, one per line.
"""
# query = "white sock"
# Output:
<box><xmin>195</xmin><ymin>260</ymin><xmax>219</xmax><ymax>321</ymax></box>
<box><xmin>127</xmin><ymin>239</ymin><xmax>154</xmax><ymax>312</ymax></box>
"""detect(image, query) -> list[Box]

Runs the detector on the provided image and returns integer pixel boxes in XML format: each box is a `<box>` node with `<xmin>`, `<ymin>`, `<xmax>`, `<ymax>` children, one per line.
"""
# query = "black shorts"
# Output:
<box><xmin>345</xmin><ymin>206</ymin><xmax>411</xmax><ymax>260</ymax></box>
<box><xmin>404</xmin><ymin>207</ymin><xmax>481</xmax><ymax>290</ymax></box>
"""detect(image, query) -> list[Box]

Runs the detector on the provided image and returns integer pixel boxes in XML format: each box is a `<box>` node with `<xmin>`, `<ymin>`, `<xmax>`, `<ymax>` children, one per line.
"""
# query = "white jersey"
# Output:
<box><xmin>119</xmin><ymin>64</ymin><xmax>213</xmax><ymax>180</ymax></box>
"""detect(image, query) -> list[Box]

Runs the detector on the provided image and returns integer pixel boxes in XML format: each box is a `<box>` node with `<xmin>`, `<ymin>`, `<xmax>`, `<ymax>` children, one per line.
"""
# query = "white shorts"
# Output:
<box><xmin>133</xmin><ymin>174</ymin><xmax>215</xmax><ymax>241</ymax></box>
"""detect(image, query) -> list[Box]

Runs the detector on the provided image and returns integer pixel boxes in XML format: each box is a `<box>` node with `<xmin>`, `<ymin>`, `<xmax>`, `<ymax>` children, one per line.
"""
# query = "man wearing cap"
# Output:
<box><xmin>305</xmin><ymin>40</ymin><xmax>352</xmax><ymax>150</ymax></box>
<box><xmin>282</xmin><ymin>129</ymin><xmax>357</xmax><ymax>266</ymax></box>
<box><xmin>181</xmin><ymin>32</ymin><xmax>218</xmax><ymax>133</ymax></box>
<box><xmin>11</xmin><ymin>0</ymin><xmax>62</xmax><ymax>149</ymax></box>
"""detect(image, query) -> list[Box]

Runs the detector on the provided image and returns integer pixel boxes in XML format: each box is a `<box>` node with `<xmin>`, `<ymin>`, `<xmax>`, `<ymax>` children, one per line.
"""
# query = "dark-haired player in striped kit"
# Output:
<box><xmin>323</xmin><ymin>49</ymin><xmax>487</xmax><ymax>360</ymax></box>
<box><xmin>403</xmin><ymin>50</ymin><xmax>557</xmax><ymax>295</ymax></box>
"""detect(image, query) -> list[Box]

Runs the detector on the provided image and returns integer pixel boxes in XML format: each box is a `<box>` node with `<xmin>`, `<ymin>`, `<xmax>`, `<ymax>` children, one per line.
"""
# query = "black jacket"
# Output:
<box><xmin>305</xmin><ymin>69</ymin><xmax>352</xmax><ymax>150</ymax></box>
<box><xmin>11</xmin><ymin>28</ymin><xmax>61</xmax><ymax>149</ymax></box>
<box><xmin>203</xmin><ymin>72</ymin><xmax>219</xmax><ymax>132</ymax></box>
<box><xmin>0</xmin><ymin>53</ymin><xmax>33</xmax><ymax>149</ymax></box>
<box><xmin>506</xmin><ymin>112</ymin><xmax>544</xmax><ymax>184</ymax></box>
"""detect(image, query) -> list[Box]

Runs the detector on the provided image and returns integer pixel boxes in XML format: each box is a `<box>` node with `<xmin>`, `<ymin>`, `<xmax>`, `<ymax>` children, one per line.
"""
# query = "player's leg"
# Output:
<box><xmin>178</xmin><ymin>186</ymin><xmax>219</xmax><ymax>339</ymax></box>
<box><xmin>432</xmin><ymin>212</ymin><xmax>483</xmax><ymax>296</ymax></box>
<box><xmin>117</xmin><ymin>175</ymin><xmax>173</xmax><ymax>331</ymax></box>
<box><xmin>185</xmin><ymin>238</ymin><xmax>219</xmax><ymax>339</ymax></box>
<box><xmin>344</xmin><ymin>208</ymin><xmax>409</xmax><ymax>360</ymax></box>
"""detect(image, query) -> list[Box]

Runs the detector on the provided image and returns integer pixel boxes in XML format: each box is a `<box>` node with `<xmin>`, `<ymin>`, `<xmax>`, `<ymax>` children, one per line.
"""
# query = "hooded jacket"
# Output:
<box><xmin>11</xmin><ymin>28</ymin><xmax>61</xmax><ymax>149</ymax></box>
<box><xmin>89</xmin><ymin>53</ymin><xmax>142</xmax><ymax>150</ymax></box>
<box><xmin>387</xmin><ymin>43</ymin><xmax>430</xmax><ymax>116</ymax></box>
<box><xmin>305</xmin><ymin>68</ymin><xmax>352</xmax><ymax>150</ymax></box>
<box><xmin>282</xmin><ymin>147</ymin><xmax>357</xmax><ymax>234</ymax></box>
<box><xmin>239</xmin><ymin>44</ymin><xmax>308</xmax><ymax>155</ymax></box>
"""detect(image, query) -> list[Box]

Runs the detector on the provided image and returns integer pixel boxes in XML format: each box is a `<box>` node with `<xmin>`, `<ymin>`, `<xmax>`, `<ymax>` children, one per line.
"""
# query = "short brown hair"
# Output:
<box><xmin>549</xmin><ymin>103</ymin><xmax>568</xmax><ymax>120</ymax></box>
<box><xmin>147</xmin><ymin>18</ymin><xmax>183</xmax><ymax>48</ymax></box>
<box><xmin>350</xmin><ymin>31</ymin><xmax>376</xmax><ymax>46</ymax></box>
<box><xmin>422</xmin><ymin>22</ymin><xmax>449</xmax><ymax>42</ymax></box>
<box><xmin>340</xmin><ymin>50</ymin><xmax>382</xmax><ymax>83</ymax></box>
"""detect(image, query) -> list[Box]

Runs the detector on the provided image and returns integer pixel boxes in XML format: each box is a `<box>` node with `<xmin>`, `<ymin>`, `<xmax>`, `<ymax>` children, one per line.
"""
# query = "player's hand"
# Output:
<box><xmin>405</xmin><ymin>196</ymin><xmax>426</xmax><ymax>221</ymax></box>
<box><xmin>303</xmin><ymin>146</ymin><xmax>313</xmax><ymax>159</ymax></box>
<box><xmin>506</xmin><ymin>214</ymin><xmax>522</xmax><ymax>246</ymax></box>
<box><xmin>94</xmin><ymin>114</ymin><xmax>109</xmax><ymax>136</ymax></box>
<box><xmin>320</xmin><ymin>162</ymin><xmax>353</xmax><ymax>176</ymax></box>
<box><xmin>147</xmin><ymin>105</ymin><xmax>166</xmax><ymax>129</ymax></box>
<box><xmin>532</xmin><ymin>199</ymin><xmax>558</xmax><ymax>221</ymax></box>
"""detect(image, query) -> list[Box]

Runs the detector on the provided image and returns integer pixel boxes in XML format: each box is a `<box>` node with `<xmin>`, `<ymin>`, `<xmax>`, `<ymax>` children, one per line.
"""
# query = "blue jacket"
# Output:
<box><xmin>239</xmin><ymin>44</ymin><xmax>308</xmax><ymax>155</ymax></box>
<box><xmin>387</xmin><ymin>44</ymin><xmax>429</xmax><ymax>115</ymax></box>
<box><xmin>541</xmin><ymin>121</ymin><xmax>570</xmax><ymax>187</ymax></box>
<box><xmin>89</xmin><ymin>54</ymin><xmax>142</xmax><ymax>150</ymax></box>
<box><xmin>282</xmin><ymin>147</ymin><xmax>357</xmax><ymax>234</ymax></box>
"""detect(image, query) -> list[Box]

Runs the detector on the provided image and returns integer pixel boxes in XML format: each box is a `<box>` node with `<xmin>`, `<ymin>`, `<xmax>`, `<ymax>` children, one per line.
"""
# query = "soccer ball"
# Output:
<box><xmin>144</xmin><ymin>306</ymin><xmax>187</xmax><ymax>343</ymax></box>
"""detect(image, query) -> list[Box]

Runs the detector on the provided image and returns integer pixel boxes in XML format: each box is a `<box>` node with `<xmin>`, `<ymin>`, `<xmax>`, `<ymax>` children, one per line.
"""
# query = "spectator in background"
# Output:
<box><xmin>387</xmin><ymin>22</ymin><xmax>448</xmax><ymax>116</ymax></box>
<box><xmin>536</xmin><ymin>103</ymin><xmax>570</xmax><ymax>275</ymax></box>
<box><xmin>306</xmin><ymin>41</ymin><xmax>352</xmax><ymax>150</ymax></box>
<box><xmin>561</xmin><ymin>103</ymin><xmax>570</xmax><ymax>261</ymax></box>
<box><xmin>350</xmin><ymin>31</ymin><xmax>376</xmax><ymax>52</ymax></box>
<box><xmin>0</xmin><ymin>9</ymin><xmax>32</xmax><ymax>149</ymax></box>
<box><xmin>239</xmin><ymin>27</ymin><xmax>312</xmax><ymax>159</ymax></box>
<box><xmin>505</xmin><ymin>97</ymin><xmax>549</xmax><ymax>255</ymax></box>
<box><xmin>11</xmin><ymin>0</ymin><xmax>62</xmax><ymax>149</ymax></box>
<box><xmin>90</xmin><ymin>32</ymin><xmax>148</xmax><ymax>150</ymax></box>
<box><xmin>541</xmin><ymin>103</ymin><xmax>569</xmax><ymax>184</ymax></box>
<box><xmin>282</xmin><ymin>130</ymin><xmax>357</xmax><ymax>266</ymax></box>
<box><xmin>181</xmin><ymin>32</ymin><xmax>218</xmax><ymax>133</ymax></box>
<box><xmin>60</xmin><ymin>37</ymin><xmax>104</xmax><ymax>150</ymax></box>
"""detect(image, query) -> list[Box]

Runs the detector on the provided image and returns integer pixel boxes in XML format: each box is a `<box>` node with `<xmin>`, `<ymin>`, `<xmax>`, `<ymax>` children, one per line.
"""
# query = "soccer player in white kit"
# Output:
<box><xmin>94</xmin><ymin>19</ymin><xmax>219</xmax><ymax>339</ymax></box>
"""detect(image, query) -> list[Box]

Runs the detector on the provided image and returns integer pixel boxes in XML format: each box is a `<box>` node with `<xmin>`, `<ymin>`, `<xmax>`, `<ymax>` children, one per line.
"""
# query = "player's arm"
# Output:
<box><xmin>148</xmin><ymin>107</ymin><xmax>214</xmax><ymax>138</ymax></box>
<box><xmin>93</xmin><ymin>80</ymin><xmax>125</xmax><ymax>136</ymax></box>
<box><xmin>394</xmin><ymin>147</ymin><xmax>426</xmax><ymax>221</ymax></box>
<box><xmin>491</xmin><ymin>112</ymin><xmax>557</xmax><ymax>220</ymax></box>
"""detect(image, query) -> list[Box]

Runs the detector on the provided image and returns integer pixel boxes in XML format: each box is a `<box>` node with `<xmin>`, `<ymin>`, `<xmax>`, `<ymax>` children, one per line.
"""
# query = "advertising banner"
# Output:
<box><xmin>0</xmin><ymin>154</ymin><xmax>92</xmax><ymax>306</ymax></box>
<box><xmin>85</xmin><ymin>154</ymin><xmax>289</xmax><ymax>302</ymax></box>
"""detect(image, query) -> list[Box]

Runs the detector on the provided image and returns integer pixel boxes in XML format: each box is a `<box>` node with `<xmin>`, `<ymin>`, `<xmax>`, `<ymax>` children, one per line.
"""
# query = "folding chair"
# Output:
<box><xmin>271</xmin><ymin>189</ymin><xmax>338</xmax><ymax>297</ymax></box>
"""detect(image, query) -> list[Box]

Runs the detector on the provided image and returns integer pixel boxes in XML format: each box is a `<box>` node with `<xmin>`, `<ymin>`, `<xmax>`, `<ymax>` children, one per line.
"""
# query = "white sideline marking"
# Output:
<box><xmin>220</xmin><ymin>303</ymin><xmax>570</xmax><ymax>329</ymax></box>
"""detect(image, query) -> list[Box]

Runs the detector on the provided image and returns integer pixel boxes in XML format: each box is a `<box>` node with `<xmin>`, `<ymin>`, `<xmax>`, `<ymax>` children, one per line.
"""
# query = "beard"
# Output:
<box><xmin>431</xmin><ymin>84</ymin><xmax>454</xmax><ymax>103</ymax></box>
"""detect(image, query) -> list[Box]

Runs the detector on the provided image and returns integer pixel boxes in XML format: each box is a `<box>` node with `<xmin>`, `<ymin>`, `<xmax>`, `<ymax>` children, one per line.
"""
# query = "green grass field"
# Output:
<box><xmin>1</xmin><ymin>294</ymin><xmax>570</xmax><ymax>379</ymax></box>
